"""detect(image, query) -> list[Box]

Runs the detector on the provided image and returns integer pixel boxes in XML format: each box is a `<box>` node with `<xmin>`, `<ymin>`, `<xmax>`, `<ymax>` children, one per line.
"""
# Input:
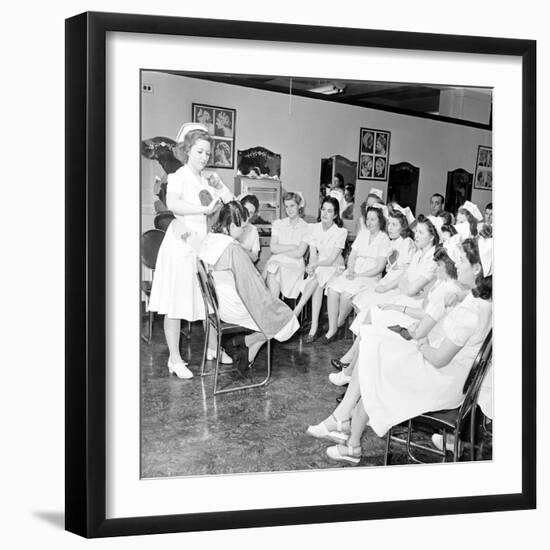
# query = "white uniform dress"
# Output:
<box><xmin>327</xmin><ymin>230</ymin><xmax>391</xmax><ymax>296</ymax></box>
<box><xmin>302</xmin><ymin>222</ymin><xmax>348</xmax><ymax>288</ymax></box>
<box><xmin>369</xmin><ymin>278</ymin><xmax>461</xmax><ymax>331</ymax></box>
<box><xmin>263</xmin><ymin>217</ymin><xmax>309</xmax><ymax>299</ymax></box>
<box><xmin>148</xmin><ymin>164</ymin><xmax>232</xmax><ymax>320</ymax></box>
<box><xmin>358</xmin><ymin>293</ymin><xmax>493</xmax><ymax>436</ymax></box>
<box><xmin>350</xmin><ymin>243</ymin><xmax>434</xmax><ymax>334</ymax></box>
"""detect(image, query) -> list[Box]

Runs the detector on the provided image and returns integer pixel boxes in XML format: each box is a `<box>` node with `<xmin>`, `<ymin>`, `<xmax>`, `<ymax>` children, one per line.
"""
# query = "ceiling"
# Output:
<box><xmin>162</xmin><ymin>71</ymin><xmax>492</xmax><ymax>129</ymax></box>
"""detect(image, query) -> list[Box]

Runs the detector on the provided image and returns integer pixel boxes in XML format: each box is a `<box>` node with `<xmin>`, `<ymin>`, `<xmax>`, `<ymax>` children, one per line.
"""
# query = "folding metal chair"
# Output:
<box><xmin>196</xmin><ymin>260</ymin><xmax>272</xmax><ymax>395</ymax></box>
<box><xmin>384</xmin><ymin>330</ymin><xmax>493</xmax><ymax>464</ymax></box>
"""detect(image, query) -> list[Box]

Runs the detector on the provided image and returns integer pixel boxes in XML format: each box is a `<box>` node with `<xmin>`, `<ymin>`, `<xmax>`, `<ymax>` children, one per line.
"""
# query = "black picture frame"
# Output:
<box><xmin>474</xmin><ymin>145</ymin><xmax>493</xmax><ymax>190</ymax></box>
<box><xmin>358</xmin><ymin>127</ymin><xmax>391</xmax><ymax>181</ymax></box>
<box><xmin>65</xmin><ymin>11</ymin><xmax>536</xmax><ymax>538</ymax></box>
<box><xmin>192</xmin><ymin>102</ymin><xmax>237</xmax><ymax>168</ymax></box>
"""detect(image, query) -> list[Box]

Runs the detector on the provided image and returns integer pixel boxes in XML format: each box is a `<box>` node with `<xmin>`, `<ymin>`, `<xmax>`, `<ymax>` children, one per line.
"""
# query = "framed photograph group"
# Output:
<box><xmin>358</xmin><ymin>127</ymin><xmax>391</xmax><ymax>181</ymax></box>
<box><xmin>192</xmin><ymin>103</ymin><xmax>236</xmax><ymax>168</ymax></box>
<box><xmin>65</xmin><ymin>11</ymin><xmax>536</xmax><ymax>539</ymax></box>
<box><xmin>474</xmin><ymin>145</ymin><xmax>493</xmax><ymax>190</ymax></box>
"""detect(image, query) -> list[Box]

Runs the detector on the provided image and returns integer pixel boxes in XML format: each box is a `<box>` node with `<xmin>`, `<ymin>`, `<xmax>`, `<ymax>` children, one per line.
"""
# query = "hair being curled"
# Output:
<box><xmin>416</xmin><ymin>214</ymin><xmax>440</xmax><ymax>248</ymax></box>
<box><xmin>212</xmin><ymin>201</ymin><xmax>247</xmax><ymax>234</ymax></box>
<box><xmin>240</xmin><ymin>194</ymin><xmax>260</xmax><ymax>213</ymax></box>
<box><xmin>319</xmin><ymin>196</ymin><xmax>343</xmax><ymax>227</ymax></box>
<box><xmin>461</xmin><ymin>238</ymin><xmax>492</xmax><ymax>300</ymax></box>
<box><xmin>173</xmin><ymin>129</ymin><xmax>212</xmax><ymax>165</ymax></box>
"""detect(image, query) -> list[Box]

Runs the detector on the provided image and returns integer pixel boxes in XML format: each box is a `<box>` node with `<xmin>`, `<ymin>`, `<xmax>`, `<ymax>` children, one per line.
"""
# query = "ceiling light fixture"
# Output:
<box><xmin>308</xmin><ymin>84</ymin><xmax>345</xmax><ymax>95</ymax></box>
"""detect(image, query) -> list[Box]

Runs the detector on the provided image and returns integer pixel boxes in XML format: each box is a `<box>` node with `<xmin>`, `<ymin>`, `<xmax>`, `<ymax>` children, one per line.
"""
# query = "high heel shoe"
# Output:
<box><xmin>206</xmin><ymin>348</ymin><xmax>233</xmax><ymax>364</ymax></box>
<box><xmin>303</xmin><ymin>332</ymin><xmax>318</xmax><ymax>344</ymax></box>
<box><xmin>167</xmin><ymin>360</ymin><xmax>193</xmax><ymax>379</ymax></box>
<box><xmin>306</xmin><ymin>414</ymin><xmax>350</xmax><ymax>443</ymax></box>
<box><xmin>330</xmin><ymin>358</ymin><xmax>350</xmax><ymax>371</ymax></box>
<box><xmin>329</xmin><ymin>371</ymin><xmax>352</xmax><ymax>387</ymax></box>
<box><xmin>326</xmin><ymin>444</ymin><xmax>361</xmax><ymax>465</ymax></box>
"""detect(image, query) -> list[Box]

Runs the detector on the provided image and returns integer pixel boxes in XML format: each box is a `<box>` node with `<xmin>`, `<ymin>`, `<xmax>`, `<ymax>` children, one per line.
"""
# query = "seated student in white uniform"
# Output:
<box><xmin>263</xmin><ymin>191</ymin><xmax>309</xmax><ymax>299</ymax></box>
<box><xmin>329</xmin><ymin>245</ymin><xmax>462</xmax><ymax>387</ymax></box>
<box><xmin>199</xmin><ymin>201</ymin><xmax>299</xmax><ymax>377</ymax></box>
<box><xmin>324</xmin><ymin>205</ymin><xmax>390</xmax><ymax>342</ymax></box>
<box><xmin>307</xmin><ymin>237</ymin><xmax>492</xmax><ymax>465</ymax></box>
<box><xmin>237</xmin><ymin>194</ymin><xmax>261</xmax><ymax>264</ymax></box>
<box><xmin>293</xmin><ymin>196</ymin><xmax>348</xmax><ymax>344</ymax></box>
<box><xmin>455</xmin><ymin>200</ymin><xmax>483</xmax><ymax>240</ymax></box>
<box><xmin>356</xmin><ymin>187</ymin><xmax>385</xmax><ymax>234</ymax></box>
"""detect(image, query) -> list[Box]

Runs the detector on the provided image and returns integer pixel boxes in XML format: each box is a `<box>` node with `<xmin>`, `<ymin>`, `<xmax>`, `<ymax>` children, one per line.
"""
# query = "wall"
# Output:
<box><xmin>141</xmin><ymin>70</ymin><xmax>492</xmax><ymax>229</ymax></box>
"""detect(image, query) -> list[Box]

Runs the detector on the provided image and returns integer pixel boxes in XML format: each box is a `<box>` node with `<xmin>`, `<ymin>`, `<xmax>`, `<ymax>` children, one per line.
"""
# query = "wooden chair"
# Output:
<box><xmin>196</xmin><ymin>260</ymin><xmax>272</xmax><ymax>395</ymax></box>
<box><xmin>384</xmin><ymin>330</ymin><xmax>493</xmax><ymax>464</ymax></box>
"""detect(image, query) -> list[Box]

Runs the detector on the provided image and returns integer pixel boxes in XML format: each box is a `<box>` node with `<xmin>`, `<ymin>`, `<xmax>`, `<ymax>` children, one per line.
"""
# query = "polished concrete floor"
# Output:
<box><xmin>140</xmin><ymin>318</ymin><xmax>492</xmax><ymax>478</ymax></box>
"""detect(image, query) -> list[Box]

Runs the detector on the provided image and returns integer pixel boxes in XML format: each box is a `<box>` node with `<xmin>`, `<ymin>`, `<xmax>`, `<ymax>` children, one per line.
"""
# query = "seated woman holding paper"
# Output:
<box><xmin>199</xmin><ymin>201</ymin><xmax>299</xmax><ymax>377</ymax></box>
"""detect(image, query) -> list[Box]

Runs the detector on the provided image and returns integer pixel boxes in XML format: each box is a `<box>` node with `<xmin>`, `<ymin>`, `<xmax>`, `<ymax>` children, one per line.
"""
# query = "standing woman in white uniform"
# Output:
<box><xmin>293</xmin><ymin>196</ymin><xmax>348</xmax><ymax>344</ymax></box>
<box><xmin>324</xmin><ymin>205</ymin><xmax>390</xmax><ymax>342</ymax></box>
<box><xmin>148</xmin><ymin>122</ymin><xmax>234</xmax><ymax>379</ymax></box>
<box><xmin>264</xmin><ymin>192</ymin><xmax>309</xmax><ymax>299</ymax></box>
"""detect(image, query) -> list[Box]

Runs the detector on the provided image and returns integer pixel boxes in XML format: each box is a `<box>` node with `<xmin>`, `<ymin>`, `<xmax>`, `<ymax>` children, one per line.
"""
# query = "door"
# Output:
<box><xmin>388</xmin><ymin>162</ymin><xmax>420</xmax><ymax>215</ymax></box>
<box><xmin>445</xmin><ymin>169</ymin><xmax>473</xmax><ymax>215</ymax></box>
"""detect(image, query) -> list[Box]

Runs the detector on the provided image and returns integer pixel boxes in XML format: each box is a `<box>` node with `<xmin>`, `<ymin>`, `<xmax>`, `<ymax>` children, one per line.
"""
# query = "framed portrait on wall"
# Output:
<box><xmin>358</xmin><ymin>127</ymin><xmax>391</xmax><ymax>181</ymax></box>
<box><xmin>474</xmin><ymin>145</ymin><xmax>493</xmax><ymax>190</ymax></box>
<box><xmin>192</xmin><ymin>103</ymin><xmax>236</xmax><ymax>168</ymax></box>
<box><xmin>66</xmin><ymin>11</ymin><xmax>535</xmax><ymax>539</ymax></box>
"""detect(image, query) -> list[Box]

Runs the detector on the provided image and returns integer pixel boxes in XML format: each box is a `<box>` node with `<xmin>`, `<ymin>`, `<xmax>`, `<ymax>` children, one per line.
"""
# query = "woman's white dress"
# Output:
<box><xmin>350</xmin><ymin>242</ymin><xmax>432</xmax><ymax>334</ymax></box>
<box><xmin>148</xmin><ymin>164</ymin><xmax>232</xmax><ymax>320</ymax></box>
<box><xmin>328</xmin><ymin>230</ymin><xmax>391</xmax><ymax>296</ymax></box>
<box><xmin>263</xmin><ymin>217</ymin><xmax>309</xmax><ymax>299</ymax></box>
<box><xmin>358</xmin><ymin>293</ymin><xmax>493</xmax><ymax>436</ymax></box>
<box><xmin>302</xmin><ymin>222</ymin><xmax>348</xmax><ymax>288</ymax></box>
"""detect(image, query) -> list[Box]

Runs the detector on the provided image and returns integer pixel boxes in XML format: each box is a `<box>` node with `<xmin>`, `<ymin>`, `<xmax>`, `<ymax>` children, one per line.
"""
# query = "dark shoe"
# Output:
<box><xmin>336</xmin><ymin>392</ymin><xmax>346</xmax><ymax>404</ymax></box>
<box><xmin>331</xmin><ymin>359</ymin><xmax>349</xmax><ymax>371</ymax></box>
<box><xmin>303</xmin><ymin>332</ymin><xmax>318</xmax><ymax>344</ymax></box>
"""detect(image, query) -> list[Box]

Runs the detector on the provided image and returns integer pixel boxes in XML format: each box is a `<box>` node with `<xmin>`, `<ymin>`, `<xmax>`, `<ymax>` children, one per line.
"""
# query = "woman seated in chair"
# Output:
<box><xmin>264</xmin><ymin>191</ymin><xmax>309</xmax><ymax>300</ymax></box>
<box><xmin>199</xmin><ymin>201</ymin><xmax>299</xmax><ymax>376</ymax></box>
<box><xmin>307</xmin><ymin>238</ymin><xmax>493</xmax><ymax>465</ymax></box>
<box><xmin>292</xmin><ymin>196</ymin><xmax>348</xmax><ymax>344</ymax></box>
<box><xmin>329</xmin><ymin>246</ymin><xmax>463</xmax><ymax>387</ymax></box>
<box><xmin>323</xmin><ymin>205</ymin><xmax>390</xmax><ymax>342</ymax></box>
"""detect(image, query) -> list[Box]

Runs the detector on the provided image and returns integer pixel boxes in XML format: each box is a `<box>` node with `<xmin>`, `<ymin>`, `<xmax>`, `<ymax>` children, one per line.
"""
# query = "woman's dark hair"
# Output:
<box><xmin>388</xmin><ymin>210</ymin><xmax>414</xmax><ymax>240</ymax></box>
<box><xmin>458</xmin><ymin>207</ymin><xmax>479</xmax><ymax>237</ymax></box>
<box><xmin>319</xmin><ymin>196</ymin><xmax>343</xmax><ymax>227</ymax></box>
<box><xmin>434</xmin><ymin>246</ymin><xmax>457</xmax><ymax>279</ymax></box>
<box><xmin>416</xmin><ymin>214</ymin><xmax>440</xmax><ymax>248</ymax></box>
<box><xmin>486</xmin><ymin>202</ymin><xmax>493</xmax><ymax>210</ymax></box>
<box><xmin>240</xmin><ymin>194</ymin><xmax>260</xmax><ymax>213</ymax></box>
<box><xmin>344</xmin><ymin>183</ymin><xmax>355</xmax><ymax>199</ymax></box>
<box><xmin>461</xmin><ymin>238</ymin><xmax>492</xmax><ymax>300</ymax></box>
<box><xmin>360</xmin><ymin>194</ymin><xmax>384</xmax><ymax>220</ymax></box>
<box><xmin>173</xmin><ymin>129</ymin><xmax>212</xmax><ymax>165</ymax></box>
<box><xmin>438</xmin><ymin>210</ymin><xmax>454</xmax><ymax>226</ymax></box>
<box><xmin>333</xmin><ymin>173</ymin><xmax>345</xmax><ymax>189</ymax></box>
<box><xmin>212</xmin><ymin>201</ymin><xmax>247</xmax><ymax>234</ymax></box>
<box><xmin>441</xmin><ymin>224</ymin><xmax>457</xmax><ymax>237</ymax></box>
<box><xmin>365</xmin><ymin>206</ymin><xmax>387</xmax><ymax>232</ymax></box>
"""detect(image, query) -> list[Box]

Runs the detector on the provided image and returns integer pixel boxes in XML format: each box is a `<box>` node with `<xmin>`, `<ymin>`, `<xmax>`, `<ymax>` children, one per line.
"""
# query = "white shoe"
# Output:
<box><xmin>207</xmin><ymin>348</ymin><xmax>233</xmax><ymax>364</ymax></box>
<box><xmin>431</xmin><ymin>434</ymin><xmax>462</xmax><ymax>455</ymax></box>
<box><xmin>168</xmin><ymin>360</ymin><xmax>193</xmax><ymax>379</ymax></box>
<box><xmin>306</xmin><ymin>415</ymin><xmax>349</xmax><ymax>444</ymax></box>
<box><xmin>326</xmin><ymin>444</ymin><xmax>361</xmax><ymax>465</ymax></box>
<box><xmin>329</xmin><ymin>371</ymin><xmax>351</xmax><ymax>387</ymax></box>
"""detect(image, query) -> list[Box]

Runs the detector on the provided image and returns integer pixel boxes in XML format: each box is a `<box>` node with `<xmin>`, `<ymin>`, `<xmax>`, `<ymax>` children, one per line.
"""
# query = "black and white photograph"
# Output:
<box><xmin>474</xmin><ymin>145</ymin><xmax>493</xmax><ymax>190</ymax></box>
<box><xmin>141</xmin><ymin>71</ymin><xmax>494</xmax><ymax>479</ymax></box>
<box><xmin>358</xmin><ymin>127</ymin><xmax>391</xmax><ymax>181</ymax></box>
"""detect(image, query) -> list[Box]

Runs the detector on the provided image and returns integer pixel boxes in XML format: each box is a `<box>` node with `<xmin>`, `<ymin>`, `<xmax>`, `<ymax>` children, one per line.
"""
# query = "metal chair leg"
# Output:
<box><xmin>200</xmin><ymin>322</ymin><xmax>210</xmax><ymax>376</ymax></box>
<box><xmin>384</xmin><ymin>428</ymin><xmax>392</xmax><ymax>465</ymax></box>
